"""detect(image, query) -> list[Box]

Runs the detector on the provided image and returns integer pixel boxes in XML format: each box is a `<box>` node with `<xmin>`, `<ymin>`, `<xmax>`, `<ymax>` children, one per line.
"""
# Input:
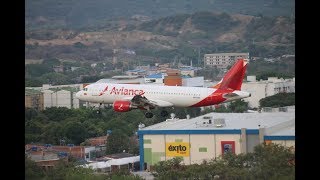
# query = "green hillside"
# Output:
<box><xmin>26</xmin><ymin>0</ymin><xmax>295</xmax><ymax>29</ymax></box>
<box><xmin>26</xmin><ymin>11</ymin><xmax>294</xmax><ymax>67</ymax></box>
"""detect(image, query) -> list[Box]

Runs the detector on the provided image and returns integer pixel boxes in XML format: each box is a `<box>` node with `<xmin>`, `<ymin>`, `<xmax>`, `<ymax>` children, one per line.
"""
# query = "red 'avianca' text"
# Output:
<box><xmin>110</xmin><ymin>87</ymin><xmax>145</xmax><ymax>96</ymax></box>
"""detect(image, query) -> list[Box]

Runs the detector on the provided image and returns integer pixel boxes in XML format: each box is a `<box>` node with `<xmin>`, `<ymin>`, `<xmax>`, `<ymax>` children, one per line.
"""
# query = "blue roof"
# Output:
<box><xmin>146</xmin><ymin>73</ymin><xmax>163</xmax><ymax>78</ymax></box>
<box><xmin>127</xmin><ymin>69</ymin><xmax>146</xmax><ymax>72</ymax></box>
<box><xmin>179</xmin><ymin>67</ymin><xmax>202</xmax><ymax>71</ymax></box>
<box><xmin>181</xmin><ymin>75</ymin><xmax>192</xmax><ymax>78</ymax></box>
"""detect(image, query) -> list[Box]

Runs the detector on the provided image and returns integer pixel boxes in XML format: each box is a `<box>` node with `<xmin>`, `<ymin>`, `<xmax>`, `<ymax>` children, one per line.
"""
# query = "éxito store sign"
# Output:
<box><xmin>165</xmin><ymin>142</ymin><xmax>190</xmax><ymax>157</ymax></box>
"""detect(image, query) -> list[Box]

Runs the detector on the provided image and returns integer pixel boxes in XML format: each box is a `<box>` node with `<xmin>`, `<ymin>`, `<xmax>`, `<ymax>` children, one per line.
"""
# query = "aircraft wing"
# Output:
<box><xmin>122</xmin><ymin>95</ymin><xmax>173</xmax><ymax>109</ymax></box>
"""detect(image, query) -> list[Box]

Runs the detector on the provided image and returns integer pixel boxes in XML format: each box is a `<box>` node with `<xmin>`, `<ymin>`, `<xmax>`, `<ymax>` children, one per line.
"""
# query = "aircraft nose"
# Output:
<box><xmin>75</xmin><ymin>91</ymin><xmax>81</xmax><ymax>99</ymax></box>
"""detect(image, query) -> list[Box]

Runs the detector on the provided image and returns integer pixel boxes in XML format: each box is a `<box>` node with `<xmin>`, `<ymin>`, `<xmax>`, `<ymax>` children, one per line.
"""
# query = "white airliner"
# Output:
<box><xmin>75</xmin><ymin>59</ymin><xmax>251</xmax><ymax>118</ymax></box>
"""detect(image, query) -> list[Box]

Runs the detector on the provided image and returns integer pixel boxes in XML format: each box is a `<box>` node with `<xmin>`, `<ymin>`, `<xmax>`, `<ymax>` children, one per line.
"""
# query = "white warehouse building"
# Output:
<box><xmin>43</xmin><ymin>89</ymin><xmax>80</xmax><ymax>109</ymax></box>
<box><xmin>137</xmin><ymin>109</ymin><xmax>295</xmax><ymax>171</ymax></box>
<box><xmin>242</xmin><ymin>76</ymin><xmax>295</xmax><ymax>108</ymax></box>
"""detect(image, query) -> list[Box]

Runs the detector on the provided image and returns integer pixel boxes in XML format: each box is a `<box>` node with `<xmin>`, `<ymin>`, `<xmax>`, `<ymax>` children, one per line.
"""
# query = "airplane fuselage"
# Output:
<box><xmin>76</xmin><ymin>83</ymin><xmax>250</xmax><ymax>107</ymax></box>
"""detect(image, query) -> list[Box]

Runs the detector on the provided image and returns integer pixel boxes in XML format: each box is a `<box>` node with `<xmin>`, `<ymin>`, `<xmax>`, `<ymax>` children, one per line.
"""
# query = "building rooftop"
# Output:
<box><xmin>146</xmin><ymin>73</ymin><xmax>163</xmax><ymax>79</ymax></box>
<box><xmin>105</xmin><ymin>152</ymin><xmax>135</xmax><ymax>159</ymax></box>
<box><xmin>111</xmin><ymin>75</ymin><xmax>140</xmax><ymax>79</ymax></box>
<box><xmin>267</xmin><ymin>126</ymin><xmax>295</xmax><ymax>136</ymax></box>
<box><xmin>83</xmin><ymin>156</ymin><xmax>140</xmax><ymax>169</ymax></box>
<box><xmin>179</xmin><ymin>67</ymin><xmax>202</xmax><ymax>71</ymax></box>
<box><xmin>96</xmin><ymin>78</ymin><xmax>145</xmax><ymax>84</ymax></box>
<box><xmin>126</xmin><ymin>69</ymin><xmax>146</xmax><ymax>73</ymax></box>
<box><xmin>140</xmin><ymin>109</ymin><xmax>295</xmax><ymax>136</ymax></box>
<box><xmin>25</xmin><ymin>88</ymin><xmax>42</xmax><ymax>95</ymax></box>
<box><xmin>48</xmin><ymin>86</ymin><xmax>79</xmax><ymax>92</ymax></box>
<box><xmin>181</xmin><ymin>75</ymin><xmax>192</xmax><ymax>78</ymax></box>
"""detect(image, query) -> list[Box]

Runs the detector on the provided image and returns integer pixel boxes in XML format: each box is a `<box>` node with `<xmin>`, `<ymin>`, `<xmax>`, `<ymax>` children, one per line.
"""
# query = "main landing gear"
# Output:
<box><xmin>145</xmin><ymin>112</ymin><xmax>154</xmax><ymax>118</ymax></box>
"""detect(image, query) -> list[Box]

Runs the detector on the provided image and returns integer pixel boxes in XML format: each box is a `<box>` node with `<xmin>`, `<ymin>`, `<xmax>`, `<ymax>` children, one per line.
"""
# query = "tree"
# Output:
<box><xmin>152</xmin><ymin>143</ymin><xmax>294</xmax><ymax>179</ymax></box>
<box><xmin>228</xmin><ymin>99</ymin><xmax>249</xmax><ymax>112</ymax></box>
<box><xmin>106</xmin><ymin>130</ymin><xmax>130</xmax><ymax>154</ymax></box>
<box><xmin>213</xmin><ymin>104</ymin><xmax>231</xmax><ymax>113</ymax></box>
<box><xmin>250</xmin><ymin>143</ymin><xmax>295</xmax><ymax>179</ymax></box>
<box><xmin>25</xmin><ymin>108</ymin><xmax>38</xmax><ymax>121</ymax></box>
<box><xmin>213</xmin><ymin>100</ymin><xmax>248</xmax><ymax>113</ymax></box>
<box><xmin>259</xmin><ymin>92</ymin><xmax>295</xmax><ymax>108</ymax></box>
<box><xmin>41</xmin><ymin>122</ymin><xmax>64</xmax><ymax>144</ymax></box>
<box><xmin>25</xmin><ymin>156</ymin><xmax>45</xmax><ymax>179</ymax></box>
<box><xmin>128</xmin><ymin>136</ymin><xmax>139</xmax><ymax>155</ymax></box>
<box><xmin>25</xmin><ymin>64</ymin><xmax>53</xmax><ymax>77</ymax></box>
<box><xmin>152</xmin><ymin>157</ymin><xmax>185</xmax><ymax>179</ymax></box>
<box><xmin>42</xmin><ymin>107</ymin><xmax>75</xmax><ymax>122</ymax></box>
<box><xmin>39</xmin><ymin>72</ymin><xmax>70</xmax><ymax>85</ymax></box>
<box><xmin>62</xmin><ymin>121</ymin><xmax>88</xmax><ymax>144</ymax></box>
<box><xmin>25</xmin><ymin>77</ymin><xmax>44</xmax><ymax>87</ymax></box>
<box><xmin>42</xmin><ymin>58</ymin><xmax>61</xmax><ymax>67</ymax></box>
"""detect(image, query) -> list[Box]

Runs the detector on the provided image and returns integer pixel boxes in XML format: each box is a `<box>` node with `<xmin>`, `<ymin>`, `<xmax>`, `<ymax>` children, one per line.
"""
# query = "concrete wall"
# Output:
<box><xmin>25</xmin><ymin>94</ymin><xmax>44</xmax><ymax>110</ymax></box>
<box><xmin>246</xmin><ymin>134</ymin><xmax>260</xmax><ymax>153</ymax></box>
<box><xmin>144</xmin><ymin>77</ymin><xmax>164</xmax><ymax>85</ymax></box>
<box><xmin>242</xmin><ymin>82</ymin><xmax>268</xmax><ymax>108</ymax></box>
<box><xmin>43</xmin><ymin>90</ymin><xmax>55</xmax><ymax>109</ymax></box>
<box><xmin>72</xmin><ymin>92</ymin><xmax>79</xmax><ymax>108</ymax></box>
<box><xmin>85</xmin><ymin>146</ymin><xmax>96</xmax><ymax>161</ymax></box>
<box><xmin>189</xmin><ymin>134</ymin><xmax>215</xmax><ymax>164</ymax></box>
<box><xmin>181</xmin><ymin>70</ymin><xmax>195</xmax><ymax>77</ymax></box>
<box><xmin>143</xmin><ymin>135</ymin><xmax>166</xmax><ymax>166</ymax></box>
<box><xmin>42</xmin><ymin>90</ymin><xmax>79</xmax><ymax>109</ymax></box>
<box><xmin>182</xmin><ymin>77</ymin><xmax>204</xmax><ymax>87</ymax></box>
<box><xmin>57</xmin><ymin>90</ymin><xmax>72</xmax><ymax>108</ymax></box>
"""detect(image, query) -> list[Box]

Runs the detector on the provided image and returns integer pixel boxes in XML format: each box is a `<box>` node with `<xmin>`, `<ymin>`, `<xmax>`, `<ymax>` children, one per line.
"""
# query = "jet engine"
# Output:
<box><xmin>113</xmin><ymin>100</ymin><xmax>132</xmax><ymax>112</ymax></box>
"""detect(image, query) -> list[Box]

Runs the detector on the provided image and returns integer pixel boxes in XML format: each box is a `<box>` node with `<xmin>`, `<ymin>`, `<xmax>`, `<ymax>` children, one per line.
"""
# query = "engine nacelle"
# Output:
<box><xmin>113</xmin><ymin>100</ymin><xmax>132</xmax><ymax>112</ymax></box>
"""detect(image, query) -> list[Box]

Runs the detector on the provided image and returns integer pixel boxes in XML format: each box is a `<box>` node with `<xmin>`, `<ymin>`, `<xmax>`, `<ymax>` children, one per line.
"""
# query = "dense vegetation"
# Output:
<box><xmin>25</xmin><ymin>106</ymin><xmax>201</xmax><ymax>148</ymax></box>
<box><xmin>26</xmin><ymin>0</ymin><xmax>294</xmax><ymax>29</ymax></box>
<box><xmin>212</xmin><ymin>99</ymin><xmax>249</xmax><ymax>113</ymax></box>
<box><xmin>25</xmin><ymin>58</ymin><xmax>123</xmax><ymax>86</ymax></box>
<box><xmin>247</xmin><ymin>57</ymin><xmax>295</xmax><ymax>80</ymax></box>
<box><xmin>259</xmin><ymin>92</ymin><xmax>295</xmax><ymax>108</ymax></box>
<box><xmin>152</xmin><ymin>143</ymin><xmax>295</xmax><ymax>179</ymax></box>
<box><xmin>26</xmin><ymin>12</ymin><xmax>295</xmax><ymax>70</ymax></box>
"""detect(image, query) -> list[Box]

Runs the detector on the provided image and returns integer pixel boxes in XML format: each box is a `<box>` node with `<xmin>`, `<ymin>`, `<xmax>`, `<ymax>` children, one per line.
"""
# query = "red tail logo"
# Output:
<box><xmin>212</xmin><ymin>59</ymin><xmax>248</xmax><ymax>90</ymax></box>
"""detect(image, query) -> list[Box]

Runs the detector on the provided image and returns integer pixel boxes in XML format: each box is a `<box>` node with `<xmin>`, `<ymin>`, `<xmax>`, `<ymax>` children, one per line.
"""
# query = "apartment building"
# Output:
<box><xmin>204</xmin><ymin>52</ymin><xmax>249</xmax><ymax>69</ymax></box>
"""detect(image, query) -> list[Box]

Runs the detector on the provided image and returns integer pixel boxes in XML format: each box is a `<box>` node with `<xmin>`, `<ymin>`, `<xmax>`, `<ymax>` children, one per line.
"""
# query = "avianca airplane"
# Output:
<box><xmin>75</xmin><ymin>59</ymin><xmax>251</xmax><ymax>118</ymax></box>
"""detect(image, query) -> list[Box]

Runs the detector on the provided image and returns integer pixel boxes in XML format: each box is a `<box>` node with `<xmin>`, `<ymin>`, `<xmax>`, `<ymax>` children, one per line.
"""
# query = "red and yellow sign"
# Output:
<box><xmin>165</xmin><ymin>142</ymin><xmax>190</xmax><ymax>157</ymax></box>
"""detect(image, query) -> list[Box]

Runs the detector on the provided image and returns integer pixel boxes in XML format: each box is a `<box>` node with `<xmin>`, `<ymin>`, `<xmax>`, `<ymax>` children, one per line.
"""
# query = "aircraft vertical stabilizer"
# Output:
<box><xmin>212</xmin><ymin>59</ymin><xmax>248</xmax><ymax>90</ymax></box>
